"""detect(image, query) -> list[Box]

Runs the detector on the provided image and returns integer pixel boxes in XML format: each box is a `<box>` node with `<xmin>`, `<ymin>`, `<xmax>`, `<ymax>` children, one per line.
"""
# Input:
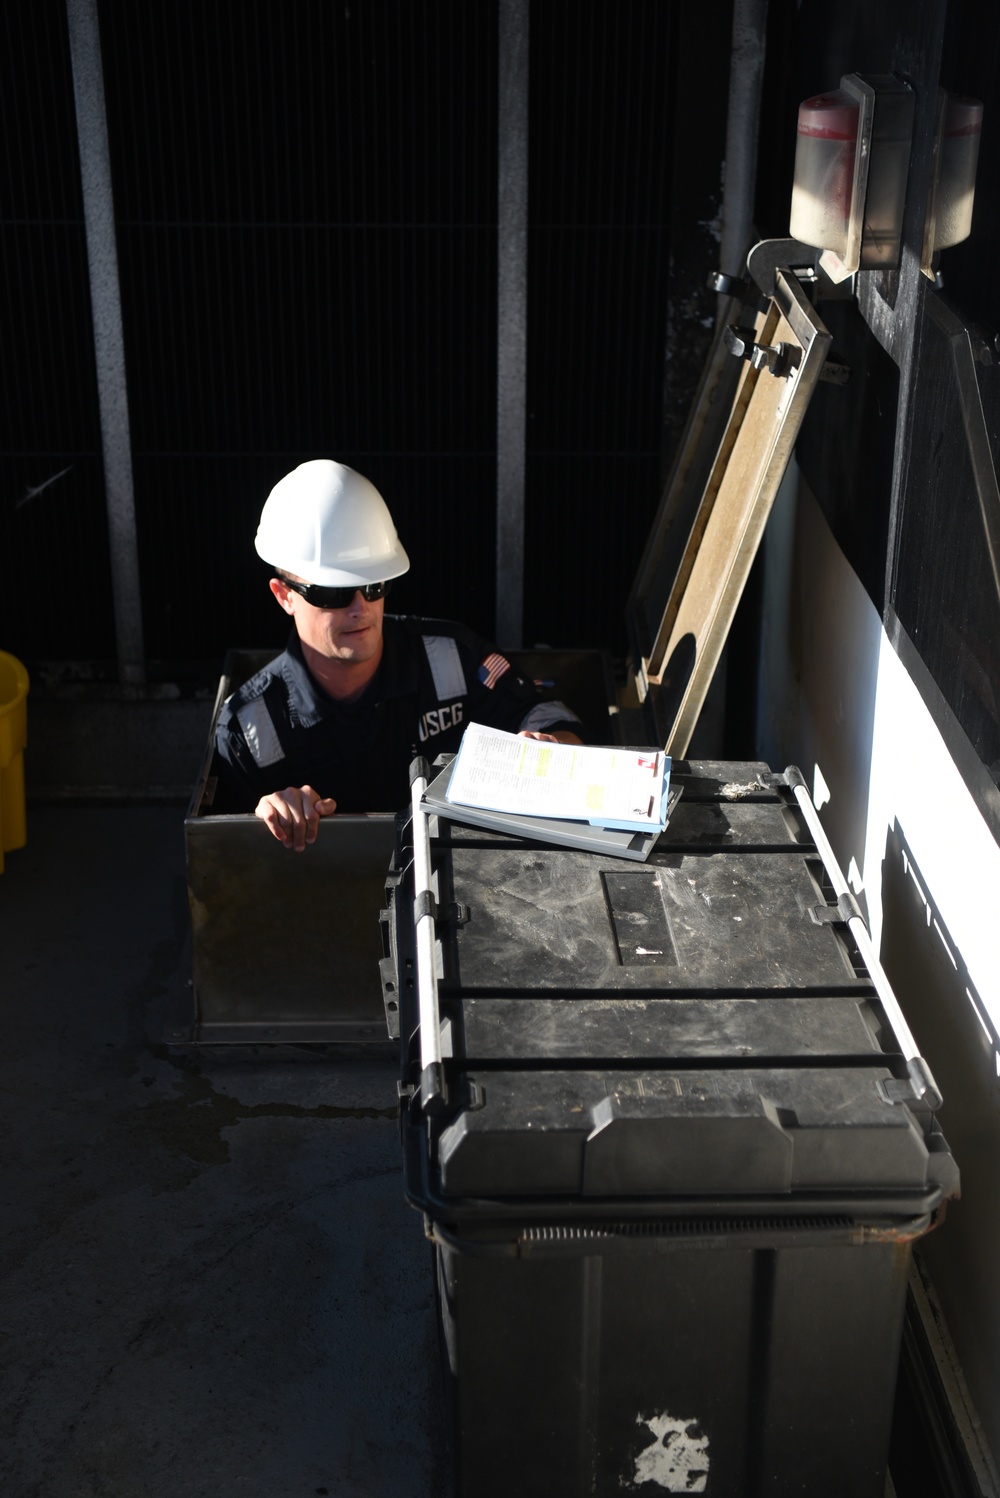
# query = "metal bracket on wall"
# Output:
<box><xmin>746</xmin><ymin>236</ymin><xmax>821</xmax><ymax>299</ymax></box>
<box><xmin>632</xmin><ymin>267</ymin><xmax>832</xmax><ymax>757</ymax></box>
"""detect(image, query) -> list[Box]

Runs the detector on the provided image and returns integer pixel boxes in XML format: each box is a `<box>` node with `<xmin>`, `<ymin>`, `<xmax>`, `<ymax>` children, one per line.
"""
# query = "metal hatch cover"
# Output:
<box><xmin>628</xmin><ymin>268</ymin><xmax>832</xmax><ymax>755</ymax></box>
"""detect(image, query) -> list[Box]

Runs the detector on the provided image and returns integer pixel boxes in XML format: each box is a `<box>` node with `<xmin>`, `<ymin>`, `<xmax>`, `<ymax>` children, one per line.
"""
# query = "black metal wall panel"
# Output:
<box><xmin>795</xmin><ymin>299</ymin><xmax>899</xmax><ymax>614</ymax></box>
<box><xmin>891</xmin><ymin>301</ymin><xmax>1000</xmax><ymax>779</ymax></box>
<box><xmin>0</xmin><ymin>0</ymin><xmax>114</xmax><ymax>665</ymax></box>
<box><xmin>525</xmin><ymin>1</ymin><xmax>673</xmax><ymax>651</ymax></box>
<box><xmin>780</xmin><ymin>0</ymin><xmax>1000</xmax><ymax>795</ymax></box>
<box><xmin>523</xmin><ymin>1</ymin><xmax>725</xmax><ymax>652</ymax></box>
<box><xmin>0</xmin><ymin>1</ymin><xmax>724</xmax><ymax>671</ymax></box>
<box><xmin>100</xmin><ymin>0</ymin><xmax>499</xmax><ymax>662</ymax></box>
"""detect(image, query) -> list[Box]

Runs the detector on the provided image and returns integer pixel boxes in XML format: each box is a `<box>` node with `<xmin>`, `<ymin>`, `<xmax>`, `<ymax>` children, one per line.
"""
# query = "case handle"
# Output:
<box><xmin>409</xmin><ymin>758</ymin><xmax>448</xmax><ymax>1113</ymax></box>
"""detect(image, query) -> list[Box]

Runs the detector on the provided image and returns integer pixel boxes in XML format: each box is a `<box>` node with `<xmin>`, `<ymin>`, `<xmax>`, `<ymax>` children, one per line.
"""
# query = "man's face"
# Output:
<box><xmin>270</xmin><ymin>575</ymin><xmax>386</xmax><ymax>668</ymax></box>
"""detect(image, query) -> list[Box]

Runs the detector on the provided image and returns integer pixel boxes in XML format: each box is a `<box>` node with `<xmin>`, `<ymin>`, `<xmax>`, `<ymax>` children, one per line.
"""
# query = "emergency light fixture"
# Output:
<box><xmin>789</xmin><ymin>73</ymin><xmax>913</xmax><ymax>283</ymax></box>
<box><xmin>789</xmin><ymin>73</ymin><xmax>983</xmax><ymax>284</ymax></box>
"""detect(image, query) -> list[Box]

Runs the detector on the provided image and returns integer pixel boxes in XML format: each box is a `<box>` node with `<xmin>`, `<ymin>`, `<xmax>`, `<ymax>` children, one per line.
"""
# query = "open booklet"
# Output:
<box><xmin>419</xmin><ymin>725</ymin><xmax>677</xmax><ymax>861</ymax></box>
<box><xmin>431</xmin><ymin>713</ymin><xmax>670</xmax><ymax>832</ymax></box>
<box><xmin>422</xmin><ymin>756</ymin><xmax>681</xmax><ymax>860</ymax></box>
<box><xmin>445</xmin><ymin>722</ymin><xmax>672</xmax><ymax>831</ymax></box>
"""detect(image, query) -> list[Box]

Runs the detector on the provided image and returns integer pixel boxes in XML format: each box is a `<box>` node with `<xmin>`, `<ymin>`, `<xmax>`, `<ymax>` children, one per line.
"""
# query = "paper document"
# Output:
<box><xmin>445</xmin><ymin>722</ymin><xmax>671</xmax><ymax>832</ymax></box>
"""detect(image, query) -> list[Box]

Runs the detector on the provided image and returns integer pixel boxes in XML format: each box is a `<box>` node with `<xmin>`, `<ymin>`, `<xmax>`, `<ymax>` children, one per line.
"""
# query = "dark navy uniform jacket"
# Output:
<box><xmin>211</xmin><ymin>615</ymin><xmax>581</xmax><ymax>814</ymax></box>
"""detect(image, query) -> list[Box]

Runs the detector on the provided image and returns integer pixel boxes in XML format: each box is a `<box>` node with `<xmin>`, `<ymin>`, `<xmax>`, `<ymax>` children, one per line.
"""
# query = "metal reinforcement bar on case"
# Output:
<box><xmin>421</xmin><ymin>1211</ymin><xmax>937</xmax><ymax>1259</ymax></box>
<box><xmin>780</xmin><ymin>766</ymin><xmax>943</xmax><ymax>1111</ymax></box>
<box><xmin>409</xmin><ymin>758</ymin><xmax>448</xmax><ymax>1113</ymax></box>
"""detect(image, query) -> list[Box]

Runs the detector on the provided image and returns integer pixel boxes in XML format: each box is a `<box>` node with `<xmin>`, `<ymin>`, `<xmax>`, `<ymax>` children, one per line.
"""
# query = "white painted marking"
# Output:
<box><xmin>866</xmin><ymin>628</ymin><xmax>1000</xmax><ymax>1032</ymax></box>
<box><xmin>630</xmin><ymin>1412</ymin><xmax>709</xmax><ymax>1492</ymax></box>
<box><xmin>967</xmin><ymin>987</ymin><xmax>992</xmax><ymax>1043</ymax></box>
<box><xmin>812</xmin><ymin>761</ymin><xmax>831</xmax><ymax>809</ymax></box>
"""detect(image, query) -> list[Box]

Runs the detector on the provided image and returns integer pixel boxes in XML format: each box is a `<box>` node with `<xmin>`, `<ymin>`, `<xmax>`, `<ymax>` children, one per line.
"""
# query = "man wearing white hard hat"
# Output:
<box><xmin>212</xmin><ymin>460</ymin><xmax>582</xmax><ymax>848</ymax></box>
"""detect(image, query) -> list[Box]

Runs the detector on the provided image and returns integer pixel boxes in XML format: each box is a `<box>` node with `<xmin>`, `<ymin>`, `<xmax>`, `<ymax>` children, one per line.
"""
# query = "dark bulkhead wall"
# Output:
<box><xmin>754</xmin><ymin>0</ymin><xmax>1000</xmax><ymax>1477</ymax></box>
<box><xmin>0</xmin><ymin>1</ymin><xmax>731</xmax><ymax>680</ymax></box>
<box><xmin>762</xmin><ymin>0</ymin><xmax>1000</xmax><ymax>812</ymax></box>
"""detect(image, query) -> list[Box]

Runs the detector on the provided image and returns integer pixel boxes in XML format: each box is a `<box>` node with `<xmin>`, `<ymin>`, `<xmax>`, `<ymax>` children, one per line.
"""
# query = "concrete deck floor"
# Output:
<box><xmin>1</xmin><ymin>803</ymin><xmax>446</xmax><ymax>1498</ymax></box>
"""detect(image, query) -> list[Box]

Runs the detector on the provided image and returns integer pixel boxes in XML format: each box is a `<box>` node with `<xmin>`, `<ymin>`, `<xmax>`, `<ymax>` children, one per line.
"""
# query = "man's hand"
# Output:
<box><xmin>254</xmin><ymin>784</ymin><xmax>337</xmax><ymax>850</ymax></box>
<box><xmin>518</xmin><ymin>730</ymin><xmax>583</xmax><ymax>745</ymax></box>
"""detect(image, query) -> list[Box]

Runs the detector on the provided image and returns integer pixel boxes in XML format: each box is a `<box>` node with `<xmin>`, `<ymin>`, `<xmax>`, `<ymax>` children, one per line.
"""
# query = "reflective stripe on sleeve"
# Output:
<box><xmin>235</xmin><ymin>698</ymin><xmax>285</xmax><ymax>768</ymax></box>
<box><xmin>422</xmin><ymin>635</ymin><xmax>467</xmax><ymax>702</ymax></box>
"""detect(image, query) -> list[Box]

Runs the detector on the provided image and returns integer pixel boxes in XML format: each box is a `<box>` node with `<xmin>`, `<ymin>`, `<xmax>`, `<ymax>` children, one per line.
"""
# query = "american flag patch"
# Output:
<box><xmin>478</xmin><ymin>652</ymin><xmax>511</xmax><ymax>690</ymax></box>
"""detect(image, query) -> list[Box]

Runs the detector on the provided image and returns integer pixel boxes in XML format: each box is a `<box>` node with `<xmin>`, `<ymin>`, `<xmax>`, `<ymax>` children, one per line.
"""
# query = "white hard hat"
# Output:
<box><xmin>254</xmin><ymin>459</ymin><xmax>410</xmax><ymax>586</ymax></box>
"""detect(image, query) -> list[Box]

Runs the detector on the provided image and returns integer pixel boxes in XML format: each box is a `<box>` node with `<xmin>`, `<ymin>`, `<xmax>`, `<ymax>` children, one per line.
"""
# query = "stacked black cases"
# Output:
<box><xmin>389</xmin><ymin>759</ymin><xmax>958</xmax><ymax>1498</ymax></box>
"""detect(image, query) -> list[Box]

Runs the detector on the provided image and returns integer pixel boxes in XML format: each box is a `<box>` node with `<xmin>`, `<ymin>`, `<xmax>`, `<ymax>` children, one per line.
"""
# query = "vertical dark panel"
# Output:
<box><xmin>890</xmin><ymin>300</ymin><xmax>1000</xmax><ymax>777</ymax></box>
<box><xmin>96</xmin><ymin>0</ymin><xmax>499</xmax><ymax>660</ymax></box>
<box><xmin>496</xmin><ymin>0</ymin><xmax>530</xmax><ymax>646</ymax></box>
<box><xmin>0</xmin><ymin>0</ymin><xmax>114</xmax><ymax>665</ymax></box>
<box><xmin>0</xmin><ymin>2</ymin><xmax>722</xmax><ymax>672</ymax></box>
<box><xmin>66</xmin><ymin>0</ymin><xmax>146</xmax><ymax>685</ymax></box>
<box><xmin>523</xmin><ymin>1</ymin><xmax>726</xmax><ymax>652</ymax></box>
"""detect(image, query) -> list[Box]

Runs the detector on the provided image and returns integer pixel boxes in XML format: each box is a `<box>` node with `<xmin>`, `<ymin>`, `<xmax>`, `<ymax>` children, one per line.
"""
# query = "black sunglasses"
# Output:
<box><xmin>278</xmin><ymin>576</ymin><xmax>392</xmax><ymax>610</ymax></box>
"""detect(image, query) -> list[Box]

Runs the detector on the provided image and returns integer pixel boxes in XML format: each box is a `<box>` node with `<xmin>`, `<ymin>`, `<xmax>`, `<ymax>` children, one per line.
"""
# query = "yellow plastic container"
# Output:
<box><xmin>0</xmin><ymin>651</ymin><xmax>29</xmax><ymax>871</ymax></box>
